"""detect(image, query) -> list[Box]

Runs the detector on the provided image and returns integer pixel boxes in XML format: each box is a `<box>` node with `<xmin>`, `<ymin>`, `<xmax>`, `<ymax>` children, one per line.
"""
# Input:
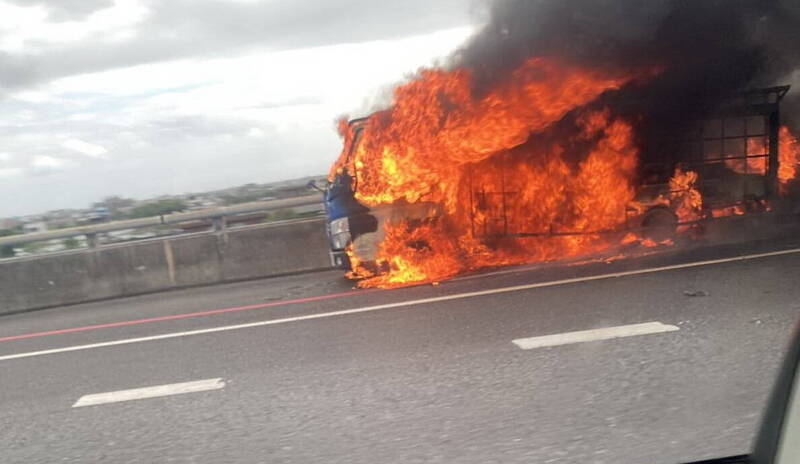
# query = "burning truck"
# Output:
<box><xmin>321</xmin><ymin>2</ymin><xmax>800</xmax><ymax>289</ymax></box>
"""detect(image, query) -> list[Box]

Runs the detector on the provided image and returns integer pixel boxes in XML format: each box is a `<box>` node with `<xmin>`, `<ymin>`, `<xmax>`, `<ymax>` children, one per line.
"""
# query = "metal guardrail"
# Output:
<box><xmin>0</xmin><ymin>194</ymin><xmax>323</xmax><ymax>247</ymax></box>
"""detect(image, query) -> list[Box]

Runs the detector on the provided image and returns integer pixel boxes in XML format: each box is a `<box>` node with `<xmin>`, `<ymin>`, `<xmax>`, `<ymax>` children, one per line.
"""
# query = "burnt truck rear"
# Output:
<box><xmin>324</xmin><ymin>86</ymin><xmax>792</xmax><ymax>271</ymax></box>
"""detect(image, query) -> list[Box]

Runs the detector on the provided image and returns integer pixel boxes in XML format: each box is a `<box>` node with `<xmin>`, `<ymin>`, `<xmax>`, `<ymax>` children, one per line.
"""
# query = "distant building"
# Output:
<box><xmin>19</xmin><ymin>214</ymin><xmax>44</xmax><ymax>223</ymax></box>
<box><xmin>0</xmin><ymin>218</ymin><xmax>21</xmax><ymax>230</ymax></box>
<box><xmin>186</xmin><ymin>195</ymin><xmax>221</xmax><ymax>211</ymax></box>
<box><xmin>22</xmin><ymin>221</ymin><xmax>48</xmax><ymax>234</ymax></box>
<box><xmin>85</xmin><ymin>207</ymin><xmax>110</xmax><ymax>223</ymax></box>
<box><xmin>46</xmin><ymin>218</ymin><xmax>76</xmax><ymax>230</ymax></box>
<box><xmin>116</xmin><ymin>205</ymin><xmax>136</xmax><ymax>216</ymax></box>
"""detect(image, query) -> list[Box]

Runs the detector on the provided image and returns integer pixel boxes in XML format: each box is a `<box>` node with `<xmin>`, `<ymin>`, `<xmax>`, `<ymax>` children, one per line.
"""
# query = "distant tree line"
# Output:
<box><xmin>93</xmin><ymin>197</ymin><xmax>188</xmax><ymax>219</ymax></box>
<box><xmin>0</xmin><ymin>229</ymin><xmax>19</xmax><ymax>258</ymax></box>
<box><xmin>263</xmin><ymin>208</ymin><xmax>321</xmax><ymax>222</ymax></box>
<box><xmin>0</xmin><ymin>184</ymin><xmax>320</xmax><ymax>258</ymax></box>
<box><xmin>0</xmin><ymin>228</ymin><xmax>84</xmax><ymax>258</ymax></box>
<box><xmin>220</xmin><ymin>185</ymin><xmax>314</xmax><ymax>205</ymax></box>
<box><xmin>220</xmin><ymin>193</ymin><xmax>267</xmax><ymax>205</ymax></box>
<box><xmin>126</xmin><ymin>199</ymin><xmax>187</xmax><ymax>218</ymax></box>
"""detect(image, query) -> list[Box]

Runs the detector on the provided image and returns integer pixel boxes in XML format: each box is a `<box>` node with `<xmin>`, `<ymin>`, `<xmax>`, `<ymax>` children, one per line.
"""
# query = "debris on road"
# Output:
<box><xmin>683</xmin><ymin>290</ymin><xmax>709</xmax><ymax>297</ymax></box>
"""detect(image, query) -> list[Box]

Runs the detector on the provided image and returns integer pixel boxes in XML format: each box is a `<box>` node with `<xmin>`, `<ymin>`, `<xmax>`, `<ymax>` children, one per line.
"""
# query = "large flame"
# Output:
<box><xmin>668</xmin><ymin>168</ymin><xmax>703</xmax><ymax>223</ymax></box>
<box><xmin>359</xmin><ymin>111</ymin><xmax>641</xmax><ymax>288</ymax></box>
<box><xmin>328</xmin><ymin>118</ymin><xmax>356</xmax><ymax>181</ymax></box>
<box><xmin>350</xmin><ymin>58</ymin><xmax>650</xmax><ymax>213</ymax></box>
<box><xmin>341</xmin><ymin>58</ymin><xmax>649</xmax><ymax>287</ymax></box>
<box><xmin>723</xmin><ymin>137</ymin><xmax>768</xmax><ymax>176</ymax></box>
<box><xmin>719</xmin><ymin>125</ymin><xmax>799</xmax><ymax>194</ymax></box>
<box><xmin>332</xmin><ymin>57</ymin><xmax>799</xmax><ymax>288</ymax></box>
<box><xmin>779</xmin><ymin>126</ymin><xmax>800</xmax><ymax>193</ymax></box>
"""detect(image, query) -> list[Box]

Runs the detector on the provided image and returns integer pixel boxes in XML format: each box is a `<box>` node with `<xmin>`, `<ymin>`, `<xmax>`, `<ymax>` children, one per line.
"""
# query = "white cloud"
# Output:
<box><xmin>62</xmin><ymin>138</ymin><xmax>108</xmax><ymax>158</ymax></box>
<box><xmin>0</xmin><ymin>20</ymin><xmax>476</xmax><ymax>216</ymax></box>
<box><xmin>247</xmin><ymin>127</ymin><xmax>265</xmax><ymax>138</ymax></box>
<box><xmin>13</xmin><ymin>110</ymin><xmax>37</xmax><ymax>122</ymax></box>
<box><xmin>0</xmin><ymin>152</ymin><xmax>11</xmax><ymax>161</ymax></box>
<box><xmin>10</xmin><ymin>90</ymin><xmax>52</xmax><ymax>103</ymax></box>
<box><xmin>0</xmin><ymin>0</ymin><xmax>149</xmax><ymax>53</ymax></box>
<box><xmin>32</xmin><ymin>155</ymin><xmax>67</xmax><ymax>168</ymax></box>
<box><xmin>68</xmin><ymin>113</ymin><xmax>97</xmax><ymax>121</ymax></box>
<box><xmin>0</xmin><ymin>167</ymin><xmax>22</xmax><ymax>177</ymax></box>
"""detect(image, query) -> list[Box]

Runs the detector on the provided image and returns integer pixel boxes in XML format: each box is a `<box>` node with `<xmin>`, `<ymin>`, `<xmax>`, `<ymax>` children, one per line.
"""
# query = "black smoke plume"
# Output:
<box><xmin>452</xmin><ymin>0</ymin><xmax>800</xmax><ymax>162</ymax></box>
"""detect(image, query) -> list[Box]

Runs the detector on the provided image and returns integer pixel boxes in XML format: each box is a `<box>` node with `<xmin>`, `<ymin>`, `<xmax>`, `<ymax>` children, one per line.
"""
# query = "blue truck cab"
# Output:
<box><xmin>324</xmin><ymin>172</ymin><xmax>369</xmax><ymax>268</ymax></box>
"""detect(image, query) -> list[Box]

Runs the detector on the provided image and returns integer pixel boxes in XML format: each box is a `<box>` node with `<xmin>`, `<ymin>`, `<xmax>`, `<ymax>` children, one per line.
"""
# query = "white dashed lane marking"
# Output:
<box><xmin>512</xmin><ymin>322</ymin><xmax>679</xmax><ymax>350</ymax></box>
<box><xmin>72</xmin><ymin>378</ymin><xmax>225</xmax><ymax>408</ymax></box>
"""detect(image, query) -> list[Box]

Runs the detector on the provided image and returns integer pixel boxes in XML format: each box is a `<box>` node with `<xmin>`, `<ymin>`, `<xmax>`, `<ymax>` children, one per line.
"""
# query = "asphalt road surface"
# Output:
<box><xmin>2</xmin><ymin>236</ymin><xmax>800</xmax><ymax>464</ymax></box>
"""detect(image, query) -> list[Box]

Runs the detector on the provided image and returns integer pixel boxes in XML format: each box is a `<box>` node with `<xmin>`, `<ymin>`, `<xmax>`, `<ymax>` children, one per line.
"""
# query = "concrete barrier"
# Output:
<box><xmin>0</xmin><ymin>218</ymin><xmax>331</xmax><ymax>315</ymax></box>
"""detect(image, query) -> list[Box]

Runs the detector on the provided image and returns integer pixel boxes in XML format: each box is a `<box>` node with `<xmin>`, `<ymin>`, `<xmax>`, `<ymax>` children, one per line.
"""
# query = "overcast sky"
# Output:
<box><xmin>0</xmin><ymin>0</ymin><xmax>480</xmax><ymax>217</ymax></box>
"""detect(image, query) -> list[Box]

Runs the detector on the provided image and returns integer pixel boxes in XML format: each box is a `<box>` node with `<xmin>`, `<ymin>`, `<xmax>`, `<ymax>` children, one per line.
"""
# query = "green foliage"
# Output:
<box><xmin>22</xmin><ymin>241</ymin><xmax>43</xmax><ymax>254</ymax></box>
<box><xmin>128</xmin><ymin>199</ymin><xmax>187</xmax><ymax>218</ymax></box>
<box><xmin>276</xmin><ymin>186</ymin><xmax>310</xmax><ymax>198</ymax></box>
<box><xmin>94</xmin><ymin>195</ymin><xmax>135</xmax><ymax>209</ymax></box>
<box><xmin>92</xmin><ymin>196</ymin><xmax>137</xmax><ymax>220</ymax></box>
<box><xmin>264</xmin><ymin>209</ymin><xmax>320</xmax><ymax>223</ymax></box>
<box><xmin>0</xmin><ymin>229</ymin><xmax>17</xmax><ymax>258</ymax></box>
<box><xmin>269</xmin><ymin>208</ymin><xmax>298</xmax><ymax>221</ymax></box>
<box><xmin>220</xmin><ymin>193</ymin><xmax>266</xmax><ymax>205</ymax></box>
<box><xmin>63</xmin><ymin>237</ymin><xmax>81</xmax><ymax>250</ymax></box>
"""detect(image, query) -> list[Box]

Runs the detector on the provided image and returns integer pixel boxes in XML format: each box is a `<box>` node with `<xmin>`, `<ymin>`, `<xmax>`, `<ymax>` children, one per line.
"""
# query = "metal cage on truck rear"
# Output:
<box><xmin>463</xmin><ymin>85</ymin><xmax>790</xmax><ymax>240</ymax></box>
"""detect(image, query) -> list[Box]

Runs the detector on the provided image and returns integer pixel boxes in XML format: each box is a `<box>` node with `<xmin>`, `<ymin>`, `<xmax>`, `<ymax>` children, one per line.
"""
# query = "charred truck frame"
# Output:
<box><xmin>324</xmin><ymin>86</ymin><xmax>790</xmax><ymax>270</ymax></box>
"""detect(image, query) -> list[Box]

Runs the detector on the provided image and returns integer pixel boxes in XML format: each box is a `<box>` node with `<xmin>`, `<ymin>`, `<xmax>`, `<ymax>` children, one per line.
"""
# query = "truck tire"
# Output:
<box><xmin>641</xmin><ymin>207</ymin><xmax>678</xmax><ymax>242</ymax></box>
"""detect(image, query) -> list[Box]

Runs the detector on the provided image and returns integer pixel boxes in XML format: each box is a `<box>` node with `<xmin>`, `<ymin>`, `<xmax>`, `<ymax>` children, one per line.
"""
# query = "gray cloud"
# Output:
<box><xmin>0</xmin><ymin>0</ymin><xmax>477</xmax><ymax>91</ymax></box>
<box><xmin>6</xmin><ymin>0</ymin><xmax>114</xmax><ymax>21</ymax></box>
<box><xmin>0</xmin><ymin>0</ymin><xmax>477</xmax><ymax>216</ymax></box>
<box><xmin>249</xmin><ymin>96</ymin><xmax>323</xmax><ymax>110</ymax></box>
<box><xmin>0</xmin><ymin>52</ymin><xmax>39</xmax><ymax>92</ymax></box>
<box><xmin>138</xmin><ymin>115</ymin><xmax>252</xmax><ymax>144</ymax></box>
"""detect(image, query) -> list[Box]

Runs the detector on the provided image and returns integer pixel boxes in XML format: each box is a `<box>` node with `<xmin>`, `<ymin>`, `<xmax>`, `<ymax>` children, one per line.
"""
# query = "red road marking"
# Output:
<box><xmin>0</xmin><ymin>289</ymin><xmax>380</xmax><ymax>344</ymax></box>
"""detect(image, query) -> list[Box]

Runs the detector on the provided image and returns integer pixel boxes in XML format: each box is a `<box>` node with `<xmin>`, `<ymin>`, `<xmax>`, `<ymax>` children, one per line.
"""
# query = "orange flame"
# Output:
<box><xmin>332</xmin><ymin>57</ymin><xmax>660</xmax><ymax>287</ymax></box>
<box><xmin>723</xmin><ymin>137</ymin><xmax>767</xmax><ymax>175</ymax></box>
<box><xmin>779</xmin><ymin>126</ymin><xmax>800</xmax><ymax>193</ymax></box>
<box><xmin>721</xmin><ymin>125</ymin><xmax>799</xmax><ymax>195</ymax></box>
<box><xmin>328</xmin><ymin>118</ymin><xmax>356</xmax><ymax>181</ymax></box>
<box><xmin>334</xmin><ymin>57</ymin><xmax>797</xmax><ymax>288</ymax></box>
<box><xmin>350</xmin><ymin>58</ymin><xmax>650</xmax><ymax>212</ymax></box>
<box><xmin>668</xmin><ymin>168</ymin><xmax>703</xmax><ymax>223</ymax></box>
<box><xmin>351</xmin><ymin>109</ymin><xmax>643</xmax><ymax>288</ymax></box>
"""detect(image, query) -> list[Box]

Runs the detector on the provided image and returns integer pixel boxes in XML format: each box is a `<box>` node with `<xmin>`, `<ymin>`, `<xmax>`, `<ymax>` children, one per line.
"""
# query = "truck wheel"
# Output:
<box><xmin>641</xmin><ymin>208</ymin><xmax>678</xmax><ymax>242</ymax></box>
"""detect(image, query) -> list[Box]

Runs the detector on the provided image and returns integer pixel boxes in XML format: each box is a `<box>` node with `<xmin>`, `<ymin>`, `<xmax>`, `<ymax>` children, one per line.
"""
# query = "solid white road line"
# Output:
<box><xmin>72</xmin><ymin>378</ymin><xmax>225</xmax><ymax>408</ymax></box>
<box><xmin>1</xmin><ymin>247</ymin><xmax>797</xmax><ymax>363</ymax></box>
<box><xmin>512</xmin><ymin>322</ymin><xmax>679</xmax><ymax>350</ymax></box>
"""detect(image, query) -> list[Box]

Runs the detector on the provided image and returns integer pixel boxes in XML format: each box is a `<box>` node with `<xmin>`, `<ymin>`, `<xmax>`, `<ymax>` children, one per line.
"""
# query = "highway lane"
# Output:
<box><xmin>2</xmin><ymin>233</ymin><xmax>797</xmax><ymax>352</ymax></box>
<box><xmin>1</xmin><ymin>237</ymin><xmax>799</xmax><ymax>463</ymax></box>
